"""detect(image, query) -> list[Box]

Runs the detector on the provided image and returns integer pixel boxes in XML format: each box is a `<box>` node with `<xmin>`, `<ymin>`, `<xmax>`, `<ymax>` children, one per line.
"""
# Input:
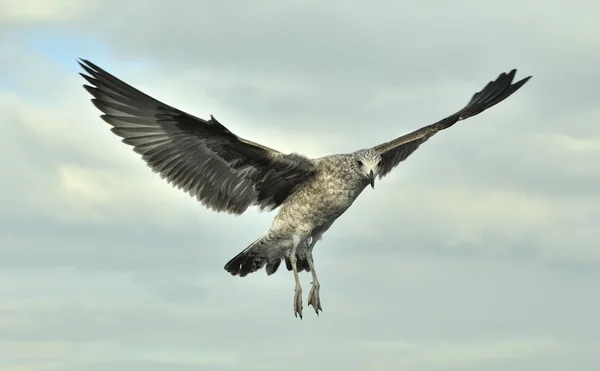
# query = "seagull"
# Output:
<box><xmin>78</xmin><ymin>59</ymin><xmax>531</xmax><ymax>319</ymax></box>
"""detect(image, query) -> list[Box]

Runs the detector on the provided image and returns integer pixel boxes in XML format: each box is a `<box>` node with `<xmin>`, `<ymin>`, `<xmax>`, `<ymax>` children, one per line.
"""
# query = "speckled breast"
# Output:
<box><xmin>273</xmin><ymin>164</ymin><xmax>367</xmax><ymax>233</ymax></box>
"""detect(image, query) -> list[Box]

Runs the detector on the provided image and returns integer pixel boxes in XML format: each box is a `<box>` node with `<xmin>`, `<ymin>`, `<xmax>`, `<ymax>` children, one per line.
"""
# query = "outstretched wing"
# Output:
<box><xmin>372</xmin><ymin>69</ymin><xmax>532</xmax><ymax>178</ymax></box>
<box><xmin>78</xmin><ymin>59</ymin><xmax>316</xmax><ymax>214</ymax></box>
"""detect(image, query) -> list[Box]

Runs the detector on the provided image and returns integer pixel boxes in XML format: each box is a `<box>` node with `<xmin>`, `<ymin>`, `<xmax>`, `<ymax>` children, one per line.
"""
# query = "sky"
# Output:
<box><xmin>1</xmin><ymin>0</ymin><xmax>600</xmax><ymax>370</ymax></box>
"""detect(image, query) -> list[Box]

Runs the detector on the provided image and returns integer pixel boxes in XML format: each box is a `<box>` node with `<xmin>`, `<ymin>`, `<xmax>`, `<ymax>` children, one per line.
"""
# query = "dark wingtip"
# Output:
<box><xmin>459</xmin><ymin>68</ymin><xmax>532</xmax><ymax>120</ymax></box>
<box><xmin>509</xmin><ymin>70</ymin><xmax>533</xmax><ymax>84</ymax></box>
<box><xmin>77</xmin><ymin>58</ymin><xmax>91</xmax><ymax>70</ymax></box>
<box><xmin>516</xmin><ymin>74</ymin><xmax>533</xmax><ymax>86</ymax></box>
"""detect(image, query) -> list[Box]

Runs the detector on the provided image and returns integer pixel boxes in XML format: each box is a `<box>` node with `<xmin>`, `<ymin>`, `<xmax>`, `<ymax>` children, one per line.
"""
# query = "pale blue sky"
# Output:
<box><xmin>2</xmin><ymin>0</ymin><xmax>600</xmax><ymax>370</ymax></box>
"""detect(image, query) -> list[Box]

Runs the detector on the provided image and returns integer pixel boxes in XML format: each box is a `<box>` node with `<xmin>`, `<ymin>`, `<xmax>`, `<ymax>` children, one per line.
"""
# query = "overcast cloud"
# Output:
<box><xmin>1</xmin><ymin>0</ymin><xmax>599</xmax><ymax>370</ymax></box>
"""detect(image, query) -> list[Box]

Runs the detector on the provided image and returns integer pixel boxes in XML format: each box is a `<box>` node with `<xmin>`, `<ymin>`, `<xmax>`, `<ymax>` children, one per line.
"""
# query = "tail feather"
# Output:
<box><xmin>224</xmin><ymin>233</ymin><xmax>312</xmax><ymax>277</ymax></box>
<box><xmin>224</xmin><ymin>246</ymin><xmax>265</xmax><ymax>277</ymax></box>
<box><xmin>224</xmin><ymin>233</ymin><xmax>283</xmax><ymax>277</ymax></box>
<box><xmin>265</xmin><ymin>259</ymin><xmax>282</xmax><ymax>275</ymax></box>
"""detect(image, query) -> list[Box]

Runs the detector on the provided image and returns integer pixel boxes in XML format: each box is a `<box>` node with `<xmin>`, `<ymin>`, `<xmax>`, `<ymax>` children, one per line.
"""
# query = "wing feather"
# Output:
<box><xmin>373</xmin><ymin>69</ymin><xmax>532</xmax><ymax>178</ymax></box>
<box><xmin>78</xmin><ymin>59</ymin><xmax>316</xmax><ymax>214</ymax></box>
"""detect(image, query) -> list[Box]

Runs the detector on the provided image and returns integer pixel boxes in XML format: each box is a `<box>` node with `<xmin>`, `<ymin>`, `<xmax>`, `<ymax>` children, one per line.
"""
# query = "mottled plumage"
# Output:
<box><xmin>78</xmin><ymin>59</ymin><xmax>531</xmax><ymax>319</ymax></box>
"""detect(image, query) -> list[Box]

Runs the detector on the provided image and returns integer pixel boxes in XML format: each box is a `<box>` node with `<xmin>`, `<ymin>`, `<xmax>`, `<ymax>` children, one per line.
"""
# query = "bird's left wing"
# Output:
<box><xmin>372</xmin><ymin>69</ymin><xmax>532</xmax><ymax>178</ymax></box>
<box><xmin>78</xmin><ymin>59</ymin><xmax>316</xmax><ymax>215</ymax></box>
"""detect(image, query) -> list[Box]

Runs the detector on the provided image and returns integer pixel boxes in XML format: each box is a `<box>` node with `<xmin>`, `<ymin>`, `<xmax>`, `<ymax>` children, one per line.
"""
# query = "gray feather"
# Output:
<box><xmin>78</xmin><ymin>59</ymin><xmax>316</xmax><ymax>215</ymax></box>
<box><xmin>373</xmin><ymin>70</ymin><xmax>532</xmax><ymax>178</ymax></box>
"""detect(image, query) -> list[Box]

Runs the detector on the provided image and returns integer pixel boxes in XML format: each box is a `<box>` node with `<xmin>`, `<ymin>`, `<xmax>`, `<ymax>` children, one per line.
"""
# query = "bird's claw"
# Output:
<box><xmin>294</xmin><ymin>288</ymin><xmax>303</xmax><ymax>319</ymax></box>
<box><xmin>307</xmin><ymin>284</ymin><xmax>322</xmax><ymax>315</ymax></box>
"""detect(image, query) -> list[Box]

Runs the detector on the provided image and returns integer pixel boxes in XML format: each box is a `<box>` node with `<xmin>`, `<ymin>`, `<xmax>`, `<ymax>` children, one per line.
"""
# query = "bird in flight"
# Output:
<box><xmin>78</xmin><ymin>59</ymin><xmax>531</xmax><ymax>319</ymax></box>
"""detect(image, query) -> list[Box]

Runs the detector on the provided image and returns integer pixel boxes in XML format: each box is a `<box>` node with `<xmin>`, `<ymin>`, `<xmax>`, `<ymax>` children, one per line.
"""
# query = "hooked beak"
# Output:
<box><xmin>369</xmin><ymin>170</ymin><xmax>375</xmax><ymax>189</ymax></box>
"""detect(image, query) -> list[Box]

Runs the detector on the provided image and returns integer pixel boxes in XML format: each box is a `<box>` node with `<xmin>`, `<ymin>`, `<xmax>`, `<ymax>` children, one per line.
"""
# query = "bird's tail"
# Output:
<box><xmin>224</xmin><ymin>233</ymin><xmax>312</xmax><ymax>277</ymax></box>
<box><xmin>224</xmin><ymin>232</ymin><xmax>283</xmax><ymax>277</ymax></box>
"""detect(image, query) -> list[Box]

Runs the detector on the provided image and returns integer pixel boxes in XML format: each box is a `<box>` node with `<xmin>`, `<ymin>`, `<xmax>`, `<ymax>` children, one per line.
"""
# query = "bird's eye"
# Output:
<box><xmin>377</xmin><ymin>160</ymin><xmax>382</xmax><ymax>167</ymax></box>
<box><xmin>357</xmin><ymin>160</ymin><xmax>363</xmax><ymax>167</ymax></box>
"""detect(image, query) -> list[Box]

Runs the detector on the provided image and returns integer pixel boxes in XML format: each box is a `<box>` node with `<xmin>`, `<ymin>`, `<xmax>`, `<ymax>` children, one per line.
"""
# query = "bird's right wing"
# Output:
<box><xmin>372</xmin><ymin>69</ymin><xmax>532</xmax><ymax>178</ymax></box>
<box><xmin>79</xmin><ymin>59</ymin><xmax>316</xmax><ymax>215</ymax></box>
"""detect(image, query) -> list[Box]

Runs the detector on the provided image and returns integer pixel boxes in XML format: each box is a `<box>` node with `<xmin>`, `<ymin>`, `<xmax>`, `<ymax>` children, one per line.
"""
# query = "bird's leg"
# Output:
<box><xmin>290</xmin><ymin>235</ymin><xmax>303</xmax><ymax>319</ymax></box>
<box><xmin>306</xmin><ymin>253</ymin><xmax>322</xmax><ymax>315</ymax></box>
<box><xmin>306</xmin><ymin>235</ymin><xmax>323</xmax><ymax>315</ymax></box>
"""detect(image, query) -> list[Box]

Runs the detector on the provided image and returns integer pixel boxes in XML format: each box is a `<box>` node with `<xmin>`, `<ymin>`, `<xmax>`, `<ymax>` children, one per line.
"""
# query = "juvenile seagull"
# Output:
<box><xmin>78</xmin><ymin>59</ymin><xmax>531</xmax><ymax>319</ymax></box>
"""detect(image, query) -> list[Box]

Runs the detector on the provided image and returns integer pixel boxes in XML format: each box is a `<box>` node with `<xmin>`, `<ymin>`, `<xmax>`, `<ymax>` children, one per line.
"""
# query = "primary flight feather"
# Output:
<box><xmin>78</xmin><ymin>59</ymin><xmax>531</xmax><ymax>319</ymax></box>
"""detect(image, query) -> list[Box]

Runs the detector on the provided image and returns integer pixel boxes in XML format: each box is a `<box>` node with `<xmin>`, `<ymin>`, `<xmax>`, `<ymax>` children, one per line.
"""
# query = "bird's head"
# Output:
<box><xmin>351</xmin><ymin>149</ymin><xmax>382</xmax><ymax>189</ymax></box>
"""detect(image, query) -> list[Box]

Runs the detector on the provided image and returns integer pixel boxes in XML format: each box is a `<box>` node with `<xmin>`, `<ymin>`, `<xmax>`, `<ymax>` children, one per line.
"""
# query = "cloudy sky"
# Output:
<box><xmin>2</xmin><ymin>0</ymin><xmax>600</xmax><ymax>370</ymax></box>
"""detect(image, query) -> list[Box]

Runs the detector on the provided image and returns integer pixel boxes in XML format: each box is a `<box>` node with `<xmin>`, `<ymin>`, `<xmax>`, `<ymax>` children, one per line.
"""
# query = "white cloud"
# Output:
<box><xmin>0</xmin><ymin>0</ymin><xmax>97</xmax><ymax>23</ymax></box>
